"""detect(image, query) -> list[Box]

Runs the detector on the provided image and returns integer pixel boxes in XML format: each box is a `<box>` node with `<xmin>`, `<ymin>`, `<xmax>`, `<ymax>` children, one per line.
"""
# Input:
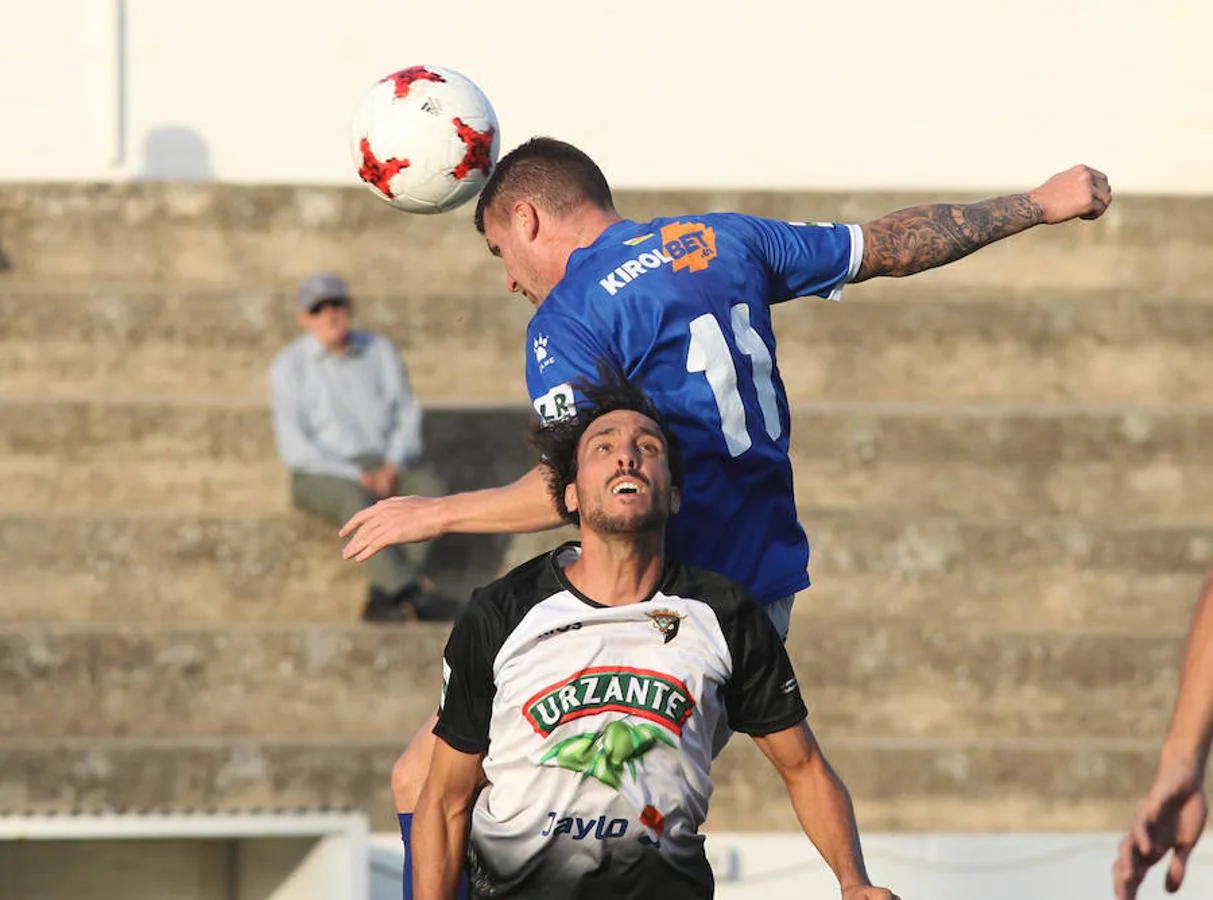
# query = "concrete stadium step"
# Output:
<box><xmin>0</xmin><ymin>736</ymin><xmax>1158</xmax><ymax>832</ymax></box>
<box><xmin>4</xmin><ymin>284</ymin><xmax>1213</xmax><ymax>404</ymax></box>
<box><xmin>771</xmin><ymin>290</ymin><xmax>1213</xmax><ymax>406</ymax></box>
<box><xmin>0</xmin><ymin>514</ymin><xmax>571</xmax><ymax>624</ymax></box>
<box><xmin>0</xmin><ymin>402</ymin><xmax>537</xmax><ymax>512</ymax></box>
<box><xmin>1</xmin><ymin>625</ymin><xmax>447</xmax><ymax>742</ymax></box>
<box><xmin>7</xmin><ymin>399</ymin><xmax>1213</xmax><ymax>519</ymax></box>
<box><xmin>0</xmin><ymin>283</ymin><xmax>532</xmax><ymax>403</ymax></box>
<box><xmin>799</xmin><ymin>569</ymin><xmax>1206</xmax><ymax>632</ymax></box>
<box><xmin>792</xmin><ymin>402</ymin><xmax>1213</xmax><ymax>518</ymax></box>
<box><xmin>2</xmin><ymin>183</ymin><xmax>1211</xmax><ymax>295</ymax></box>
<box><xmin>0</xmin><ymin>623</ymin><xmax>1183</xmax><ymax>742</ymax></box>
<box><xmin>1</xmin><ymin>511</ymin><xmax>1208</xmax><ymax>627</ymax></box>
<box><xmin>710</xmin><ymin>736</ymin><xmax>1157</xmax><ymax>832</ymax></box>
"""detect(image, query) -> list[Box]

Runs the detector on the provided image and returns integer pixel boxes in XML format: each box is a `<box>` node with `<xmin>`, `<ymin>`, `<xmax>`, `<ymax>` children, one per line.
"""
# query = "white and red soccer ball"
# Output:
<box><xmin>351</xmin><ymin>65</ymin><xmax>500</xmax><ymax>214</ymax></box>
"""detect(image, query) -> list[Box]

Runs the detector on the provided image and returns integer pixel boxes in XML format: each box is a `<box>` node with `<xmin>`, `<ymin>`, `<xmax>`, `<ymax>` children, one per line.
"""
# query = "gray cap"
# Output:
<box><xmin>297</xmin><ymin>271</ymin><xmax>350</xmax><ymax>311</ymax></box>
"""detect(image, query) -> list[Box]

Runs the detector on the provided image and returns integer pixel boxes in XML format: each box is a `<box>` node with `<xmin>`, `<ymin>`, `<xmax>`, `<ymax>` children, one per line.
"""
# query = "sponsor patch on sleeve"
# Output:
<box><xmin>533</xmin><ymin>382</ymin><xmax>577</xmax><ymax>423</ymax></box>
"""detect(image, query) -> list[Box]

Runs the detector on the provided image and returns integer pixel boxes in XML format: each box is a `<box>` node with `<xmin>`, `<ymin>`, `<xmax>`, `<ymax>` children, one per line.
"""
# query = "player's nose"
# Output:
<box><xmin>505</xmin><ymin>273</ymin><xmax>520</xmax><ymax>293</ymax></box>
<box><xmin>617</xmin><ymin>446</ymin><xmax>641</xmax><ymax>469</ymax></box>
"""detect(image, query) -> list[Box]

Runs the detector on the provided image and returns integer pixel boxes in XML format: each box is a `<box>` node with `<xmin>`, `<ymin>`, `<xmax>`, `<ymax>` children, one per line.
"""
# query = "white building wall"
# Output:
<box><xmin>0</xmin><ymin>814</ymin><xmax>369</xmax><ymax>900</ymax></box>
<box><xmin>1</xmin><ymin>0</ymin><xmax>1210</xmax><ymax>192</ymax></box>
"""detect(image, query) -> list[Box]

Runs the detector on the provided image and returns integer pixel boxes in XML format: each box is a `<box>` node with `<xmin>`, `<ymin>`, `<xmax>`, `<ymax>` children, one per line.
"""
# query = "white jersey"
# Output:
<box><xmin>435</xmin><ymin>543</ymin><xmax>807</xmax><ymax>899</ymax></box>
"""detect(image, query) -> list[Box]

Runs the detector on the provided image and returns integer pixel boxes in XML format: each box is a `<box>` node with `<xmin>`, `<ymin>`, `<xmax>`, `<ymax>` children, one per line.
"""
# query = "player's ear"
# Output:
<box><xmin>669</xmin><ymin>486</ymin><xmax>681</xmax><ymax>515</ymax></box>
<box><xmin>513</xmin><ymin>199</ymin><xmax>540</xmax><ymax>242</ymax></box>
<box><xmin>564</xmin><ymin>481</ymin><xmax>580</xmax><ymax>516</ymax></box>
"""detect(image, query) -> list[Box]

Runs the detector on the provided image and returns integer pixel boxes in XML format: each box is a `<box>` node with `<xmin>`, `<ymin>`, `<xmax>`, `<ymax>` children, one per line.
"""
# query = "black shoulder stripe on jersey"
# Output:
<box><xmin>452</xmin><ymin>547</ymin><xmax>571</xmax><ymax>664</ymax></box>
<box><xmin>436</xmin><ymin>548</ymin><xmax>574</xmax><ymax>753</ymax></box>
<box><xmin>662</xmin><ymin>561</ymin><xmax>760</xmax><ymax>616</ymax></box>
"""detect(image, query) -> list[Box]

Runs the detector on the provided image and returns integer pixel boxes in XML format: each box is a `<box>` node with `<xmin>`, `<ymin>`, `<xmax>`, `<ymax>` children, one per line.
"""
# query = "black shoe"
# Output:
<box><xmin>361</xmin><ymin>587</ymin><xmax>417</xmax><ymax>623</ymax></box>
<box><xmin>398</xmin><ymin>584</ymin><xmax>462</xmax><ymax>622</ymax></box>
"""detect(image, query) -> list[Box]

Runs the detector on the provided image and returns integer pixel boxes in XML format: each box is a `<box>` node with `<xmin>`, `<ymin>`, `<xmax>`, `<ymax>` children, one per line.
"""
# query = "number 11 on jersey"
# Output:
<box><xmin>686</xmin><ymin>304</ymin><xmax>782</xmax><ymax>458</ymax></box>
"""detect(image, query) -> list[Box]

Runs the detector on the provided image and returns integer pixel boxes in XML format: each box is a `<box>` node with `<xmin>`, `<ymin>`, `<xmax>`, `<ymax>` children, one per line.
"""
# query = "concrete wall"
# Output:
<box><xmin>2</xmin><ymin>0</ymin><xmax>1210</xmax><ymax>192</ymax></box>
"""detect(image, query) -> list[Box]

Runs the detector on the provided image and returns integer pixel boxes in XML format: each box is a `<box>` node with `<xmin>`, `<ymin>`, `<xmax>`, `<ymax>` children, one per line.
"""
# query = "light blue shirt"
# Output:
<box><xmin>269</xmin><ymin>330</ymin><xmax>423</xmax><ymax>480</ymax></box>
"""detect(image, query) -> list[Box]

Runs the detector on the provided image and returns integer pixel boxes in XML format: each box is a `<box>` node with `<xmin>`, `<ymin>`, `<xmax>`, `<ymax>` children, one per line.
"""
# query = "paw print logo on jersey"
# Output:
<box><xmin>646</xmin><ymin>609</ymin><xmax>684</xmax><ymax>644</ymax></box>
<box><xmin>532</xmin><ymin>335</ymin><xmax>557</xmax><ymax>373</ymax></box>
<box><xmin>660</xmin><ymin>222</ymin><xmax>717</xmax><ymax>274</ymax></box>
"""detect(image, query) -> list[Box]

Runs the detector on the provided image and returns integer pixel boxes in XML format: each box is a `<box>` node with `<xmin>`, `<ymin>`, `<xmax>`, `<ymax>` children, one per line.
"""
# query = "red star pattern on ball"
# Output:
<box><xmin>357</xmin><ymin>137</ymin><xmax>409</xmax><ymax>198</ymax></box>
<box><xmin>452</xmin><ymin>118</ymin><xmax>496</xmax><ymax>180</ymax></box>
<box><xmin>381</xmin><ymin>66</ymin><xmax>446</xmax><ymax>99</ymax></box>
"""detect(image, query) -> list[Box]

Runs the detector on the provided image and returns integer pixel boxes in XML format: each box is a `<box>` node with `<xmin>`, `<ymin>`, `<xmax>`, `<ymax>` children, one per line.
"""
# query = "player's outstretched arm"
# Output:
<box><xmin>1114</xmin><ymin>572</ymin><xmax>1213</xmax><ymax>900</ymax></box>
<box><xmin>413</xmin><ymin>738</ymin><xmax>484</xmax><ymax>900</ymax></box>
<box><xmin>753</xmin><ymin>720</ymin><xmax>899</xmax><ymax>900</ymax></box>
<box><xmin>852</xmin><ymin>164</ymin><xmax>1111</xmax><ymax>283</ymax></box>
<box><xmin>340</xmin><ymin>465</ymin><xmax>563</xmax><ymax>561</ymax></box>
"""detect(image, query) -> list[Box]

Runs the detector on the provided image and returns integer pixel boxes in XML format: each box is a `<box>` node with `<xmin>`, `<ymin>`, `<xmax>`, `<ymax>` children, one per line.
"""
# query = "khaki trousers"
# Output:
<box><xmin>290</xmin><ymin>456</ymin><xmax>444</xmax><ymax>595</ymax></box>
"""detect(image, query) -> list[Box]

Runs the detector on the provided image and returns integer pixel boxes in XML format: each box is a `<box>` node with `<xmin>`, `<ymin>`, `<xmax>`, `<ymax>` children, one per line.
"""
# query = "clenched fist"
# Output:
<box><xmin>1030</xmin><ymin>164</ymin><xmax>1112</xmax><ymax>224</ymax></box>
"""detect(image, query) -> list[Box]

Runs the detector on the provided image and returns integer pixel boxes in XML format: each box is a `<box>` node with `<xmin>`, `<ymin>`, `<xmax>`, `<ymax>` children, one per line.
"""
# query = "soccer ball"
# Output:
<box><xmin>351</xmin><ymin>65</ymin><xmax>500</xmax><ymax>215</ymax></box>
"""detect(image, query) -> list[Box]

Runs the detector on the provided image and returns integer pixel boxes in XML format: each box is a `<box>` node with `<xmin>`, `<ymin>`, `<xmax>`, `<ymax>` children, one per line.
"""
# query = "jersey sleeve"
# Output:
<box><xmin>719</xmin><ymin>597</ymin><xmax>808</xmax><ymax>736</ymax></box>
<box><xmin>433</xmin><ymin>591</ymin><xmax>502</xmax><ymax>754</ymax></box>
<box><xmin>738</xmin><ymin>215</ymin><xmax>864</xmax><ymax>304</ymax></box>
<box><xmin>525</xmin><ymin>311</ymin><xmax>617</xmax><ymax>424</ymax></box>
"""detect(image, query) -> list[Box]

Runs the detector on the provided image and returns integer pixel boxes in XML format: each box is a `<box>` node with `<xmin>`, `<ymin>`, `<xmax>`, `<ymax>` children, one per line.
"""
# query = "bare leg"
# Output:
<box><xmin>393</xmin><ymin>712</ymin><xmax>440</xmax><ymax>813</ymax></box>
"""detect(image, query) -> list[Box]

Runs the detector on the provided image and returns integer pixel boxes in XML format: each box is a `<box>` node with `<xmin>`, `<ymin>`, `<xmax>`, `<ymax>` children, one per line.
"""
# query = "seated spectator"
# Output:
<box><xmin>270</xmin><ymin>271</ymin><xmax>451</xmax><ymax>622</ymax></box>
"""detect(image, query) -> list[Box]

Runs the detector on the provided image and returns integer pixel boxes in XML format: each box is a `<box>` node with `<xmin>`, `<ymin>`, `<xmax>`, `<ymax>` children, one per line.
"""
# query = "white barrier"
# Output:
<box><xmin>366</xmin><ymin>830</ymin><xmax>1213</xmax><ymax>900</ymax></box>
<box><xmin>0</xmin><ymin>812</ymin><xmax>370</xmax><ymax>900</ymax></box>
<box><xmin>707</xmin><ymin>832</ymin><xmax>1213</xmax><ymax>900</ymax></box>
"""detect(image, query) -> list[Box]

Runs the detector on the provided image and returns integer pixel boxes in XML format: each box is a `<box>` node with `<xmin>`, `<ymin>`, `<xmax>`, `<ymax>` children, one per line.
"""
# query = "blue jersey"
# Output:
<box><xmin>526</xmin><ymin>214</ymin><xmax>862</xmax><ymax>604</ymax></box>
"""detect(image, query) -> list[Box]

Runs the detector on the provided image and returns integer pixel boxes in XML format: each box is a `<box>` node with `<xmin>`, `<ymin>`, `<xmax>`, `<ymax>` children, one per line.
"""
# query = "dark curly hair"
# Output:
<box><xmin>531</xmin><ymin>361</ymin><xmax>683</xmax><ymax>526</ymax></box>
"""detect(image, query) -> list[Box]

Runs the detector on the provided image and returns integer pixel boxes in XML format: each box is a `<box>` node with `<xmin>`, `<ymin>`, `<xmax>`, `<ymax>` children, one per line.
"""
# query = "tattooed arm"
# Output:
<box><xmin>853</xmin><ymin>164</ymin><xmax>1111</xmax><ymax>282</ymax></box>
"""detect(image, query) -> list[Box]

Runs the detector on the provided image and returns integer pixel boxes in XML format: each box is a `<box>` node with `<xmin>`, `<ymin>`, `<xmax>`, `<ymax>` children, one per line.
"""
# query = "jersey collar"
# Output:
<box><xmin>546</xmin><ymin>540</ymin><xmax>680</xmax><ymax>609</ymax></box>
<box><xmin>562</xmin><ymin>220</ymin><xmax>644</xmax><ymax>281</ymax></box>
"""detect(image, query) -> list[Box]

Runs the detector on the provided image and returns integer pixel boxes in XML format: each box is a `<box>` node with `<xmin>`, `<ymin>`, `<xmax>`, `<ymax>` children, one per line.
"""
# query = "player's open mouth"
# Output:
<box><xmin>610</xmin><ymin>480</ymin><xmax>644</xmax><ymax>495</ymax></box>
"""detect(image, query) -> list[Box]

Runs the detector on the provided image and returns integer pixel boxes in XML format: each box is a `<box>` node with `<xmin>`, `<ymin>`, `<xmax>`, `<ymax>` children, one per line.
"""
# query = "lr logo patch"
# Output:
<box><xmin>533</xmin><ymin>382</ymin><xmax>575</xmax><ymax>423</ymax></box>
<box><xmin>660</xmin><ymin>222</ymin><xmax>717</xmax><ymax>273</ymax></box>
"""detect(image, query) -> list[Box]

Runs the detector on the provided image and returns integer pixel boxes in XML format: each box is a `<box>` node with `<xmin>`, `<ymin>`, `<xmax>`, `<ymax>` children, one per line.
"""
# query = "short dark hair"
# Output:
<box><xmin>475</xmin><ymin>137</ymin><xmax>615</xmax><ymax>234</ymax></box>
<box><xmin>531</xmin><ymin>361</ymin><xmax>683</xmax><ymax>526</ymax></box>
